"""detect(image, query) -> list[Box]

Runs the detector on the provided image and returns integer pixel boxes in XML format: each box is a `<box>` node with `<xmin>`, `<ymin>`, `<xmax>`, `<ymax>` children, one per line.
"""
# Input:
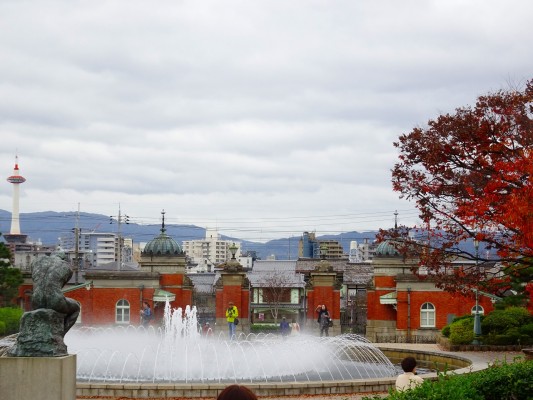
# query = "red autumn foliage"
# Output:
<box><xmin>383</xmin><ymin>80</ymin><xmax>533</xmax><ymax>295</ymax></box>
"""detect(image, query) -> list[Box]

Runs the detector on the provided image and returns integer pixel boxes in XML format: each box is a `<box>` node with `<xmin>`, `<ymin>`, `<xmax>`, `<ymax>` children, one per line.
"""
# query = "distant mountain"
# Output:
<box><xmin>0</xmin><ymin>210</ymin><xmax>378</xmax><ymax>260</ymax></box>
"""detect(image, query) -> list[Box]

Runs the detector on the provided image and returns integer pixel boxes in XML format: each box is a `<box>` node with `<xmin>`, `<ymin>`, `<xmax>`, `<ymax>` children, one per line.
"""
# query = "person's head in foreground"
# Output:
<box><xmin>401</xmin><ymin>356</ymin><xmax>417</xmax><ymax>373</ymax></box>
<box><xmin>395</xmin><ymin>357</ymin><xmax>423</xmax><ymax>392</ymax></box>
<box><xmin>217</xmin><ymin>385</ymin><xmax>257</xmax><ymax>400</ymax></box>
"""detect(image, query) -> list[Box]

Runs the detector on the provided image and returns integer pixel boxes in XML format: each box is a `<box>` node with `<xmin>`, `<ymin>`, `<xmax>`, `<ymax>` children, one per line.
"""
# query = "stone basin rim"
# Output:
<box><xmin>74</xmin><ymin>347</ymin><xmax>475</xmax><ymax>398</ymax></box>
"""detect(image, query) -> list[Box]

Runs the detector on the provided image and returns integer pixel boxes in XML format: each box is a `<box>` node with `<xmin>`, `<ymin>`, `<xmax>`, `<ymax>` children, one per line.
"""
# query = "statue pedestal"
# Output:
<box><xmin>0</xmin><ymin>354</ymin><xmax>76</xmax><ymax>400</ymax></box>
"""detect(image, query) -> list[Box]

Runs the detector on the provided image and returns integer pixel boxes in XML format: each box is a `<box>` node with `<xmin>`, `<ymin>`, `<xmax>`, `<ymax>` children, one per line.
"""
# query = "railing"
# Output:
<box><xmin>375</xmin><ymin>333</ymin><xmax>437</xmax><ymax>343</ymax></box>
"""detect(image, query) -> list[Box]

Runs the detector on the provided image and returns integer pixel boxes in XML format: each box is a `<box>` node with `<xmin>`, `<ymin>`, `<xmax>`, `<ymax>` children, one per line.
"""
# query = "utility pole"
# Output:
<box><xmin>110</xmin><ymin>204</ymin><xmax>129</xmax><ymax>270</ymax></box>
<box><xmin>72</xmin><ymin>203</ymin><xmax>80</xmax><ymax>284</ymax></box>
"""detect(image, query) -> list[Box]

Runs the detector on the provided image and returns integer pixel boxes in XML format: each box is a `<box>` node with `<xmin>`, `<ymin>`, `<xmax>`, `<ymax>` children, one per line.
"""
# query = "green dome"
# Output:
<box><xmin>374</xmin><ymin>240</ymin><xmax>400</xmax><ymax>257</ymax></box>
<box><xmin>142</xmin><ymin>231</ymin><xmax>182</xmax><ymax>256</ymax></box>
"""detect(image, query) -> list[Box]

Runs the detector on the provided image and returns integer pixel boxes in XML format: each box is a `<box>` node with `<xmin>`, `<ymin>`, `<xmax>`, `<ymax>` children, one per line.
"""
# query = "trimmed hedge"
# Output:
<box><xmin>362</xmin><ymin>359</ymin><xmax>533</xmax><ymax>400</ymax></box>
<box><xmin>441</xmin><ymin>325</ymin><xmax>451</xmax><ymax>338</ymax></box>
<box><xmin>449</xmin><ymin>317</ymin><xmax>474</xmax><ymax>345</ymax></box>
<box><xmin>482</xmin><ymin>307</ymin><xmax>531</xmax><ymax>335</ymax></box>
<box><xmin>443</xmin><ymin>307</ymin><xmax>533</xmax><ymax>345</ymax></box>
<box><xmin>249</xmin><ymin>324</ymin><xmax>280</xmax><ymax>333</ymax></box>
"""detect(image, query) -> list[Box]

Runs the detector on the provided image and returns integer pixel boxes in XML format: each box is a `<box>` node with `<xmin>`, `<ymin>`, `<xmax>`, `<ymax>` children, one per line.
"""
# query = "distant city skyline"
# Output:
<box><xmin>1</xmin><ymin>1</ymin><xmax>531</xmax><ymax>240</ymax></box>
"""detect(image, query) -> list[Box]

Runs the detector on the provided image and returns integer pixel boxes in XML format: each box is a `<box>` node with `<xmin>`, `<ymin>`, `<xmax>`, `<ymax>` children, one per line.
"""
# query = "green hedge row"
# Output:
<box><xmin>362</xmin><ymin>359</ymin><xmax>533</xmax><ymax>400</ymax></box>
<box><xmin>442</xmin><ymin>307</ymin><xmax>533</xmax><ymax>345</ymax></box>
<box><xmin>0</xmin><ymin>307</ymin><xmax>23</xmax><ymax>336</ymax></box>
<box><xmin>249</xmin><ymin>324</ymin><xmax>281</xmax><ymax>333</ymax></box>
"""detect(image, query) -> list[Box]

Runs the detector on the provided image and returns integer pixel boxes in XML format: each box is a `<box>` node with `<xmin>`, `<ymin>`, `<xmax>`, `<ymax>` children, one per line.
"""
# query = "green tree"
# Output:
<box><xmin>0</xmin><ymin>240</ymin><xmax>23</xmax><ymax>307</ymax></box>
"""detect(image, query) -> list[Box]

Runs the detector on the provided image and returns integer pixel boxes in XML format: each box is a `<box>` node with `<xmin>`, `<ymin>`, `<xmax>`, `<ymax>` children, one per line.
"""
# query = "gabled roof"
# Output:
<box><xmin>248</xmin><ymin>260</ymin><xmax>304</xmax><ymax>287</ymax></box>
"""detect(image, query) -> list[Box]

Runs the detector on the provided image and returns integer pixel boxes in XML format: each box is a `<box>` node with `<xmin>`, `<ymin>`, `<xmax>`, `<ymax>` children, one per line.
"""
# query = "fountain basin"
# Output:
<box><xmin>75</xmin><ymin>348</ymin><xmax>473</xmax><ymax>398</ymax></box>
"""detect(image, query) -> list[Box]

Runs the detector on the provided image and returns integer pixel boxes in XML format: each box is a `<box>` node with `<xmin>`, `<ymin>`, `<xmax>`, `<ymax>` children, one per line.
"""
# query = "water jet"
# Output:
<box><xmin>67</xmin><ymin>303</ymin><xmax>397</xmax><ymax>384</ymax></box>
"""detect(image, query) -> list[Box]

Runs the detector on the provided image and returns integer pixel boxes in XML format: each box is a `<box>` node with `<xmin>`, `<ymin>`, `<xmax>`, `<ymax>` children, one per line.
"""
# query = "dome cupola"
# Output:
<box><xmin>142</xmin><ymin>210</ymin><xmax>183</xmax><ymax>256</ymax></box>
<box><xmin>374</xmin><ymin>240</ymin><xmax>400</xmax><ymax>257</ymax></box>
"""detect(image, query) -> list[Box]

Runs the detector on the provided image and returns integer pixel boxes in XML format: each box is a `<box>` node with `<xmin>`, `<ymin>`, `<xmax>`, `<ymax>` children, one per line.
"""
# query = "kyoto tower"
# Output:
<box><xmin>4</xmin><ymin>155</ymin><xmax>27</xmax><ymax>244</ymax></box>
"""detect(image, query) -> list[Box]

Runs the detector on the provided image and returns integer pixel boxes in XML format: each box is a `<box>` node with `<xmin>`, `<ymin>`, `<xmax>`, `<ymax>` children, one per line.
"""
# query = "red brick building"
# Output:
<box><xmin>366</xmin><ymin>240</ymin><xmax>495</xmax><ymax>342</ymax></box>
<box><xmin>17</xmin><ymin>225</ymin><xmax>194</xmax><ymax>327</ymax></box>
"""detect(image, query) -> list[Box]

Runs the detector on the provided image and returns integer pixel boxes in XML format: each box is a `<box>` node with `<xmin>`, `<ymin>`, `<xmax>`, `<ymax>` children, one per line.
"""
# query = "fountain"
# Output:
<box><xmin>66</xmin><ymin>302</ymin><xmax>397</xmax><ymax>384</ymax></box>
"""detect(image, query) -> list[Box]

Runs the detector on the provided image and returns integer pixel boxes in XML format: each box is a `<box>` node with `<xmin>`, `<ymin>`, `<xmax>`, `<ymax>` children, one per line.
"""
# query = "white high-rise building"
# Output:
<box><xmin>69</xmin><ymin>232</ymin><xmax>133</xmax><ymax>268</ymax></box>
<box><xmin>348</xmin><ymin>239</ymin><xmax>375</xmax><ymax>263</ymax></box>
<box><xmin>183</xmin><ymin>228</ymin><xmax>243</xmax><ymax>272</ymax></box>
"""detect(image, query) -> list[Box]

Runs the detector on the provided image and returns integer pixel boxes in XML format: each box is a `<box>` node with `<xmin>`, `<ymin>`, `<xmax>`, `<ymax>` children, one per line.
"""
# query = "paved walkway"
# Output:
<box><xmin>262</xmin><ymin>343</ymin><xmax>524</xmax><ymax>400</ymax></box>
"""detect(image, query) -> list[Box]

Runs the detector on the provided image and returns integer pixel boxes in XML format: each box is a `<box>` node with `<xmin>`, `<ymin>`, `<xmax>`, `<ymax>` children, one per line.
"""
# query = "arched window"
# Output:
<box><xmin>420</xmin><ymin>302</ymin><xmax>435</xmax><ymax>327</ymax></box>
<box><xmin>471</xmin><ymin>305</ymin><xmax>484</xmax><ymax>315</ymax></box>
<box><xmin>116</xmin><ymin>299</ymin><xmax>130</xmax><ymax>324</ymax></box>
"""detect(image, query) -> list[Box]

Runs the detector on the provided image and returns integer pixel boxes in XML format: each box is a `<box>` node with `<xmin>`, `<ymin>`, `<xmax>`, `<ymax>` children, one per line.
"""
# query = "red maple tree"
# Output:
<box><xmin>383</xmin><ymin>80</ymin><xmax>533</xmax><ymax>296</ymax></box>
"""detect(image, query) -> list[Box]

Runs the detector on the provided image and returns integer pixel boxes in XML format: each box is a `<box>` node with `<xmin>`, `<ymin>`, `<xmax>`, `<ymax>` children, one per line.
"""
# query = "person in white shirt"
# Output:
<box><xmin>395</xmin><ymin>356</ymin><xmax>424</xmax><ymax>392</ymax></box>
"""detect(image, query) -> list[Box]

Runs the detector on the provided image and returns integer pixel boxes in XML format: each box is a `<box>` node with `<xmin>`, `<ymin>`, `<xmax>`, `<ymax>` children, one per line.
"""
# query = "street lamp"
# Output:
<box><xmin>229</xmin><ymin>242</ymin><xmax>238</xmax><ymax>260</ymax></box>
<box><xmin>473</xmin><ymin>239</ymin><xmax>482</xmax><ymax>344</ymax></box>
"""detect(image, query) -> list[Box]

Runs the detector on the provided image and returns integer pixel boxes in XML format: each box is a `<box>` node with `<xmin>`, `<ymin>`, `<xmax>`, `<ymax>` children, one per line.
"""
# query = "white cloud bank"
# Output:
<box><xmin>1</xmin><ymin>0</ymin><xmax>531</xmax><ymax>240</ymax></box>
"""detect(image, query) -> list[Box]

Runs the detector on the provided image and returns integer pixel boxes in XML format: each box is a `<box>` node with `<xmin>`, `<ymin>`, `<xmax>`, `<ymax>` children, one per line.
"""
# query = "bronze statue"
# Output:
<box><xmin>6</xmin><ymin>255</ymin><xmax>80</xmax><ymax>357</ymax></box>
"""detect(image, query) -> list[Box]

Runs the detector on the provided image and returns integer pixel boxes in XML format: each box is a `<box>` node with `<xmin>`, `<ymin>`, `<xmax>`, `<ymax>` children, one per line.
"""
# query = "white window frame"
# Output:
<box><xmin>116</xmin><ymin>299</ymin><xmax>130</xmax><ymax>324</ymax></box>
<box><xmin>471</xmin><ymin>305</ymin><xmax>484</xmax><ymax>315</ymax></box>
<box><xmin>420</xmin><ymin>302</ymin><xmax>435</xmax><ymax>327</ymax></box>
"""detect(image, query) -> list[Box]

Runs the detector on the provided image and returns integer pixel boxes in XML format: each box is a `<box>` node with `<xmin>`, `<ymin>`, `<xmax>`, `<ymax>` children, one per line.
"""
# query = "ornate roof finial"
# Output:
<box><xmin>394</xmin><ymin>210</ymin><xmax>398</xmax><ymax>231</ymax></box>
<box><xmin>161</xmin><ymin>209</ymin><xmax>166</xmax><ymax>233</ymax></box>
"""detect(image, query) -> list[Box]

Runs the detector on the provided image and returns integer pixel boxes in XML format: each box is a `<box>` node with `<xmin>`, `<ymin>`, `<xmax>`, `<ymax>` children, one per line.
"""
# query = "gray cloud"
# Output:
<box><xmin>1</xmin><ymin>0</ymin><xmax>532</xmax><ymax>240</ymax></box>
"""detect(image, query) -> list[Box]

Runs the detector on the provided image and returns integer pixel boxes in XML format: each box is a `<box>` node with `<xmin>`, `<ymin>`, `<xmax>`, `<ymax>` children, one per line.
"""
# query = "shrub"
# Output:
<box><xmin>0</xmin><ymin>320</ymin><xmax>5</xmax><ymax>336</ymax></box>
<box><xmin>481</xmin><ymin>308</ymin><xmax>527</xmax><ymax>335</ymax></box>
<box><xmin>503</xmin><ymin>306</ymin><xmax>532</xmax><ymax>325</ymax></box>
<box><xmin>449</xmin><ymin>317</ymin><xmax>474</xmax><ymax>345</ymax></box>
<box><xmin>441</xmin><ymin>325</ymin><xmax>451</xmax><ymax>338</ymax></box>
<box><xmin>249</xmin><ymin>324</ymin><xmax>280</xmax><ymax>333</ymax></box>
<box><xmin>0</xmin><ymin>307</ymin><xmax>23</xmax><ymax>335</ymax></box>
<box><xmin>519</xmin><ymin>323</ymin><xmax>533</xmax><ymax>337</ymax></box>
<box><xmin>452</xmin><ymin>314</ymin><xmax>475</xmax><ymax>323</ymax></box>
<box><xmin>468</xmin><ymin>360</ymin><xmax>533</xmax><ymax>400</ymax></box>
<box><xmin>362</xmin><ymin>360</ymin><xmax>533</xmax><ymax>400</ymax></box>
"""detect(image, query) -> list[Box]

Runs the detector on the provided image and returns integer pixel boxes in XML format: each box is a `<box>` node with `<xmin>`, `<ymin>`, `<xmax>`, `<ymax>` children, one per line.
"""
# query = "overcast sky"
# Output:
<box><xmin>1</xmin><ymin>1</ymin><xmax>531</xmax><ymax>241</ymax></box>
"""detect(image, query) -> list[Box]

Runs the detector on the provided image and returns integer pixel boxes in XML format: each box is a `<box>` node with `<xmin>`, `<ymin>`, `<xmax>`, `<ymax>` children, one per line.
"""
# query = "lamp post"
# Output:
<box><xmin>473</xmin><ymin>239</ymin><xmax>482</xmax><ymax>344</ymax></box>
<box><xmin>229</xmin><ymin>242</ymin><xmax>238</xmax><ymax>260</ymax></box>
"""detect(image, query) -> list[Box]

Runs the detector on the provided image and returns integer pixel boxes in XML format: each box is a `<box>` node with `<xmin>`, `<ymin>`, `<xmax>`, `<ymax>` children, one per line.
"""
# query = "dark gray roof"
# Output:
<box><xmin>342</xmin><ymin>263</ymin><xmax>373</xmax><ymax>285</ymax></box>
<box><xmin>252</xmin><ymin>260</ymin><xmax>297</xmax><ymax>272</ymax></box>
<box><xmin>248</xmin><ymin>260</ymin><xmax>304</xmax><ymax>287</ymax></box>
<box><xmin>187</xmin><ymin>273</ymin><xmax>217</xmax><ymax>294</ymax></box>
<box><xmin>295</xmin><ymin>258</ymin><xmax>350</xmax><ymax>272</ymax></box>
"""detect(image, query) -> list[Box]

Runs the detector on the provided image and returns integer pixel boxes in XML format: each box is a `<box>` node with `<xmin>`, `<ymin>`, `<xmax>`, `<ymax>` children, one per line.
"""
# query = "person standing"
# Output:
<box><xmin>317</xmin><ymin>304</ymin><xmax>330</xmax><ymax>337</ymax></box>
<box><xmin>290</xmin><ymin>318</ymin><xmax>300</xmax><ymax>335</ymax></box>
<box><xmin>279</xmin><ymin>317</ymin><xmax>290</xmax><ymax>338</ymax></box>
<box><xmin>140</xmin><ymin>301</ymin><xmax>152</xmax><ymax>327</ymax></box>
<box><xmin>226</xmin><ymin>301</ymin><xmax>238</xmax><ymax>339</ymax></box>
<box><xmin>395</xmin><ymin>357</ymin><xmax>424</xmax><ymax>391</ymax></box>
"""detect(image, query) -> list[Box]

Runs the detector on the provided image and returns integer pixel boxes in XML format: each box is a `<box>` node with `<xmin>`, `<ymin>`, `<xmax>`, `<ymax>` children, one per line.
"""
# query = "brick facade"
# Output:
<box><xmin>366</xmin><ymin>247</ymin><xmax>496</xmax><ymax>341</ymax></box>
